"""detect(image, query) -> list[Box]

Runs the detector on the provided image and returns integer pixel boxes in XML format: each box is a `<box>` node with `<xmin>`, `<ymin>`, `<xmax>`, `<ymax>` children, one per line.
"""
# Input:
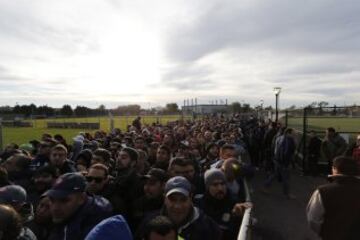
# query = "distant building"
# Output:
<box><xmin>182</xmin><ymin>104</ymin><xmax>228</xmax><ymax>114</ymax></box>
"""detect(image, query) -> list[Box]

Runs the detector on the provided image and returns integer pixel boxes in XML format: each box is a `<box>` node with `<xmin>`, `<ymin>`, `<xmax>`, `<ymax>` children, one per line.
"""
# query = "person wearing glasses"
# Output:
<box><xmin>85</xmin><ymin>164</ymin><xmax>126</xmax><ymax>215</ymax></box>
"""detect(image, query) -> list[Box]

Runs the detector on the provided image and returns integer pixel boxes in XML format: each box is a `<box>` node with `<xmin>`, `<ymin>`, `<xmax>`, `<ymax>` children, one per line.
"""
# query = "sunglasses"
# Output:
<box><xmin>86</xmin><ymin>176</ymin><xmax>105</xmax><ymax>183</ymax></box>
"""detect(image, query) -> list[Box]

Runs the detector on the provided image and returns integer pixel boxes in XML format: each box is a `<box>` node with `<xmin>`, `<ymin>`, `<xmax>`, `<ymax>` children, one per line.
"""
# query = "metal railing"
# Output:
<box><xmin>237</xmin><ymin>178</ymin><xmax>253</xmax><ymax>240</ymax></box>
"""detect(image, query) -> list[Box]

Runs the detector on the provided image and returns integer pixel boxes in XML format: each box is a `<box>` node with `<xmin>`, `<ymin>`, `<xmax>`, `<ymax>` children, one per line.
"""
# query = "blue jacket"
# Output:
<box><xmin>48</xmin><ymin>195</ymin><xmax>113</xmax><ymax>240</ymax></box>
<box><xmin>85</xmin><ymin>215</ymin><xmax>132</xmax><ymax>240</ymax></box>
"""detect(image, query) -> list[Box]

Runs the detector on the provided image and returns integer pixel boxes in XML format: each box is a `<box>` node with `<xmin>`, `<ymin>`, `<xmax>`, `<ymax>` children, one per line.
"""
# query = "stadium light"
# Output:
<box><xmin>273</xmin><ymin>87</ymin><xmax>282</xmax><ymax>123</ymax></box>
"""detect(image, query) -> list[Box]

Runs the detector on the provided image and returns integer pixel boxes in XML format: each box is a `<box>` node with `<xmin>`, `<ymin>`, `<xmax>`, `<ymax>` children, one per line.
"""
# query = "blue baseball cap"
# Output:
<box><xmin>165</xmin><ymin>176</ymin><xmax>191</xmax><ymax>197</ymax></box>
<box><xmin>45</xmin><ymin>173</ymin><xmax>86</xmax><ymax>199</ymax></box>
<box><xmin>0</xmin><ymin>185</ymin><xmax>27</xmax><ymax>205</ymax></box>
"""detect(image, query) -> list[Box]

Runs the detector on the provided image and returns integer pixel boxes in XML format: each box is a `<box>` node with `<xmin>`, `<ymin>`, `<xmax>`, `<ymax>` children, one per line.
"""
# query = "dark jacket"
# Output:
<box><xmin>318</xmin><ymin>176</ymin><xmax>360</xmax><ymax>240</ymax></box>
<box><xmin>85</xmin><ymin>215</ymin><xmax>133</xmax><ymax>240</ymax></box>
<box><xmin>48</xmin><ymin>195</ymin><xmax>113</xmax><ymax>240</ymax></box>
<box><xmin>194</xmin><ymin>192</ymin><xmax>242</xmax><ymax>240</ymax></box>
<box><xmin>275</xmin><ymin>135</ymin><xmax>296</xmax><ymax>167</ymax></box>
<box><xmin>130</xmin><ymin>196</ymin><xmax>164</xmax><ymax>232</ymax></box>
<box><xmin>58</xmin><ymin>160</ymin><xmax>76</xmax><ymax>174</ymax></box>
<box><xmin>136</xmin><ymin>206</ymin><xmax>221</xmax><ymax>240</ymax></box>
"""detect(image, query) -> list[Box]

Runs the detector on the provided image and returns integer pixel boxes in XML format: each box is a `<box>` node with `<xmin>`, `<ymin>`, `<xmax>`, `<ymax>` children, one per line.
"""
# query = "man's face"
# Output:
<box><xmin>144</xmin><ymin>178</ymin><xmax>164</xmax><ymax>199</ymax></box>
<box><xmin>34</xmin><ymin>173</ymin><xmax>55</xmax><ymax>192</ymax></box>
<box><xmin>208</xmin><ymin>179</ymin><xmax>227</xmax><ymax>200</ymax></box>
<box><xmin>156</xmin><ymin>149</ymin><xmax>170</xmax><ymax>163</ymax></box>
<box><xmin>50</xmin><ymin>149</ymin><xmax>67</xmax><ymax>167</ymax></box>
<box><xmin>49</xmin><ymin>193</ymin><xmax>86</xmax><ymax>223</ymax></box>
<box><xmin>208</xmin><ymin>146</ymin><xmax>219</xmax><ymax>158</ymax></box>
<box><xmin>86</xmin><ymin>168</ymin><xmax>107</xmax><ymax>194</ymax></box>
<box><xmin>220</xmin><ymin>148</ymin><xmax>236</xmax><ymax>160</ymax></box>
<box><xmin>38</xmin><ymin>145</ymin><xmax>51</xmax><ymax>156</ymax></box>
<box><xmin>91</xmin><ymin>155</ymin><xmax>105</xmax><ymax>165</ymax></box>
<box><xmin>35</xmin><ymin>197</ymin><xmax>52</xmax><ymax>223</ymax></box>
<box><xmin>134</xmin><ymin>139</ymin><xmax>145</xmax><ymax>150</ymax></box>
<box><xmin>171</xmin><ymin>165</ymin><xmax>195</xmax><ymax>182</ymax></box>
<box><xmin>148</xmin><ymin>231</ymin><xmax>177</xmax><ymax>240</ymax></box>
<box><xmin>116</xmin><ymin>151</ymin><xmax>132</xmax><ymax>169</ymax></box>
<box><xmin>326</xmin><ymin>130</ymin><xmax>335</xmax><ymax>139</ymax></box>
<box><xmin>164</xmin><ymin>193</ymin><xmax>192</xmax><ymax>225</ymax></box>
<box><xmin>204</xmin><ymin>131</ymin><xmax>212</xmax><ymax>141</ymax></box>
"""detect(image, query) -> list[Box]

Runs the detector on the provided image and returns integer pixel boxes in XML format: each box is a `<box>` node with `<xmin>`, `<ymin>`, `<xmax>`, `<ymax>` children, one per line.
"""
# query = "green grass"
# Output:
<box><xmin>2</xmin><ymin>115</ymin><xmax>192</xmax><ymax>146</ymax></box>
<box><xmin>285</xmin><ymin>117</ymin><xmax>360</xmax><ymax>133</ymax></box>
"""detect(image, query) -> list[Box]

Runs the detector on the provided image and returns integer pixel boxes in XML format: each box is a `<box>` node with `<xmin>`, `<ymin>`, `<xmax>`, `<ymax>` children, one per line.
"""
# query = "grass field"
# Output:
<box><xmin>2</xmin><ymin>115</ymin><xmax>192</xmax><ymax>146</ymax></box>
<box><xmin>285</xmin><ymin>117</ymin><xmax>360</xmax><ymax>133</ymax></box>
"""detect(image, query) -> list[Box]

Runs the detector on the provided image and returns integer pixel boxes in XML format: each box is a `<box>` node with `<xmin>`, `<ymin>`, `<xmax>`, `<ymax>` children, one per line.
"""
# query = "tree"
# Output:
<box><xmin>230</xmin><ymin>102</ymin><xmax>241</xmax><ymax>113</ymax></box>
<box><xmin>60</xmin><ymin>105</ymin><xmax>73</xmax><ymax>117</ymax></box>
<box><xmin>165</xmin><ymin>103</ymin><xmax>179</xmax><ymax>113</ymax></box>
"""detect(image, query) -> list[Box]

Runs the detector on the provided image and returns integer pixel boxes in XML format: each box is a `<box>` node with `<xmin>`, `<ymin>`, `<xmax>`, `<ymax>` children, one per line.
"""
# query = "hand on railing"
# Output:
<box><xmin>232</xmin><ymin>202</ymin><xmax>253</xmax><ymax>217</ymax></box>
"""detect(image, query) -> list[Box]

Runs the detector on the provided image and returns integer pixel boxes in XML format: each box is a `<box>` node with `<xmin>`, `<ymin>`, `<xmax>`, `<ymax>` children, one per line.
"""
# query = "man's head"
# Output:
<box><xmin>1</xmin><ymin>154</ymin><xmax>31</xmax><ymax>174</ymax></box>
<box><xmin>164</xmin><ymin>176</ymin><xmax>192</xmax><ymax>226</ymax></box>
<box><xmin>326</xmin><ymin>127</ymin><xmax>336</xmax><ymax>139</ymax></box>
<box><xmin>219</xmin><ymin>144</ymin><xmax>237</xmax><ymax>161</ymax></box>
<box><xmin>92</xmin><ymin>148</ymin><xmax>111</xmax><ymax>166</ymax></box>
<box><xmin>116</xmin><ymin>147</ymin><xmax>138</xmax><ymax>170</ymax></box>
<box><xmin>134</xmin><ymin>136</ymin><xmax>146</xmax><ymax>150</ymax></box>
<box><xmin>86</xmin><ymin>164</ymin><xmax>109</xmax><ymax>194</ymax></box>
<box><xmin>332</xmin><ymin>156</ymin><xmax>359</xmax><ymax>176</ymax></box>
<box><xmin>143</xmin><ymin>216</ymin><xmax>177</xmax><ymax>240</ymax></box>
<box><xmin>204</xmin><ymin>131</ymin><xmax>213</xmax><ymax>142</ymax></box>
<box><xmin>50</xmin><ymin>144</ymin><xmax>68</xmax><ymax>168</ymax></box>
<box><xmin>0</xmin><ymin>185</ymin><xmax>27</xmax><ymax>212</ymax></box>
<box><xmin>33</xmin><ymin>166</ymin><xmax>57</xmax><ymax>193</ymax></box>
<box><xmin>206</xmin><ymin>143</ymin><xmax>219</xmax><ymax>159</ymax></box>
<box><xmin>168</xmin><ymin>158</ymin><xmax>195</xmax><ymax>182</ymax></box>
<box><xmin>0</xmin><ymin>204</ymin><xmax>22</xmax><ymax>240</ymax></box>
<box><xmin>38</xmin><ymin>141</ymin><xmax>53</xmax><ymax>156</ymax></box>
<box><xmin>204</xmin><ymin>169</ymin><xmax>227</xmax><ymax>200</ymax></box>
<box><xmin>45</xmin><ymin>173</ymin><xmax>87</xmax><ymax>223</ymax></box>
<box><xmin>142</xmin><ymin>168</ymin><xmax>167</xmax><ymax>199</ymax></box>
<box><xmin>156</xmin><ymin>145</ymin><xmax>171</xmax><ymax>163</ymax></box>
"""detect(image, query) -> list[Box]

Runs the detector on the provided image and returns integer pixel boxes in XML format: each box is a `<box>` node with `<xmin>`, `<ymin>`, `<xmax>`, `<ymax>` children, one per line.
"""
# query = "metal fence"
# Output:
<box><xmin>281</xmin><ymin>106</ymin><xmax>360</xmax><ymax>174</ymax></box>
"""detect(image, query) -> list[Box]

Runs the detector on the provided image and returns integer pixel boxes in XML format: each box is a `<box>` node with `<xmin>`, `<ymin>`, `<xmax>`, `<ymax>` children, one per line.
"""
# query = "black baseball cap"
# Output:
<box><xmin>142</xmin><ymin>168</ymin><xmax>167</xmax><ymax>182</ymax></box>
<box><xmin>44</xmin><ymin>173</ymin><xmax>86</xmax><ymax>199</ymax></box>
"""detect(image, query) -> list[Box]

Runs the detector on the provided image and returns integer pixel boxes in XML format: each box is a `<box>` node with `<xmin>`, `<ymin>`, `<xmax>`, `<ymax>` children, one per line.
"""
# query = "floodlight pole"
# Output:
<box><xmin>273</xmin><ymin>87</ymin><xmax>282</xmax><ymax>123</ymax></box>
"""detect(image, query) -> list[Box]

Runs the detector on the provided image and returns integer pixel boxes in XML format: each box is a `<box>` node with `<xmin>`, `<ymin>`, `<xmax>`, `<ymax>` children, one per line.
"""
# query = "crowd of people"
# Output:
<box><xmin>0</xmin><ymin>114</ymin><xmax>359</xmax><ymax>240</ymax></box>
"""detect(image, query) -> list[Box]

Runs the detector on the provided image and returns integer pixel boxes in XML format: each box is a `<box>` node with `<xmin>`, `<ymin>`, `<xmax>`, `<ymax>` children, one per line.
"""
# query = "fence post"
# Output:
<box><xmin>285</xmin><ymin>110</ymin><xmax>288</xmax><ymax>128</ymax></box>
<box><xmin>302</xmin><ymin>107</ymin><xmax>308</xmax><ymax>174</ymax></box>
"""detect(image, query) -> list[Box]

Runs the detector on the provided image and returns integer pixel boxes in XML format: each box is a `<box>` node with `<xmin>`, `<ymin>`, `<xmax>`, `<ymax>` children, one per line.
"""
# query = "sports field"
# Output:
<box><xmin>2</xmin><ymin>115</ymin><xmax>192</xmax><ymax>146</ymax></box>
<box><xmin>285</xmin><ymin>117</ymin><xmax>360</xmax><ymax>133</ymax></box>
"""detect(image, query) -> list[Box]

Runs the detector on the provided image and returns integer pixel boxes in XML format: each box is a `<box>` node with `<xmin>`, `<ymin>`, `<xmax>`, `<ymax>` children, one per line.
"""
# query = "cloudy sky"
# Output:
<box><xmin>0</xmin><ymin>0</ymin><xmax>359</xmax><ymax>109</ymax></box>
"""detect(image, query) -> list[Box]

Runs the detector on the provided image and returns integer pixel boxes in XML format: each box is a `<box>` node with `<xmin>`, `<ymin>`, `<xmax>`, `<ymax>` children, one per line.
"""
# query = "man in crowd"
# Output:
<box><xmin>0</xmin><ymin>185</ymin><xmax>37</xmax><ymax>239</ymax></box>
<box><xmin>45</xmin><ymin>173</ymin><xmax>112</xmax><ymax>240</ymax></box>
<box><xmin>321</xmin><ymin>127</ymin><xmax>347</xmax><ymax>174</ymax></box>
<box><xmin>131</xmin><ymin>168</ymin><xmax>167</xmax><ymax>231</ymax></box>
<box><xmin>195</xmin><ymin>169</ymin><xmax>252</xmax><ymax>239</ymax></box>
<box><xmin>153</xmin><ymin>145</ymin><xmax>172</xmax><ymax>171</ymax></box>
<box><xmin>86</xmin><ymin>163</ymin><xmax>126</xmax><ymax>215</ymax></box>
<box><xmin>307</xmin><ymin>156</ymin><xmax>360</xmax><ymax>240</ymax></box>
<box><xmin>49</xmin><ymin>144</ymin><xmax>75</xmax><ymax>174</ymax></box>
<box><xmin>142</xmin><ymin>216</ymin><xmax>177</xmax><ymax>240</ymax></box>
<box><xmin>307</xmin><ymin>130</ymin><xmax>322</xmax><ymax>176</ymax></box>
<box><xmin>168</xmin><ymin>157</ymin><xmax>204</xmax><ymax>195</ymax></box>
<box><xmin>136</xmin><ymin>176</ymin><xmax>221</xmax><ymax>240</ymax></box>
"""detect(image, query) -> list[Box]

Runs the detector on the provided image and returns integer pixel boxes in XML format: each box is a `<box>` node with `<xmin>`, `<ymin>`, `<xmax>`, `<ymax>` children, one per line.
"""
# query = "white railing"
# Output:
<box><xmin>237</xmin><ymin>178</ymin><xmax>252</xmax><ymax>240</ymax></box>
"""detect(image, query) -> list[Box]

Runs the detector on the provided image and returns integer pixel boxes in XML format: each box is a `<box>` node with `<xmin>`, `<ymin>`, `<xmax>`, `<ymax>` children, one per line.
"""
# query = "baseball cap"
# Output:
<box><xmin>165</xmin><ymin>176</ymin><xmax>191</xmax><ymax>197</ymax></box>
<box><xmin>44</xmin><ymin>173</ymin><xmax>86</xmax><ymax>199</ymax></box>
<box><xmin>0</xmin><ymin>185</ymin><xmax>27</xmax><ymax>205</ymax></box>
<box><xmin>142</xmin><ymin>168</ymin><xmax>167</xmax><ymax>182</ymax></box>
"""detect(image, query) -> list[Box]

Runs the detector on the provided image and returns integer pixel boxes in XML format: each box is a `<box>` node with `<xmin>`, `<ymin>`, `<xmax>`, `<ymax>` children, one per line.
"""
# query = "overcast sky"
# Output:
<box><xmin>0</xmin><ymin>0</ymin><xmax>359</xmax><ymax>109</ymax></box>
